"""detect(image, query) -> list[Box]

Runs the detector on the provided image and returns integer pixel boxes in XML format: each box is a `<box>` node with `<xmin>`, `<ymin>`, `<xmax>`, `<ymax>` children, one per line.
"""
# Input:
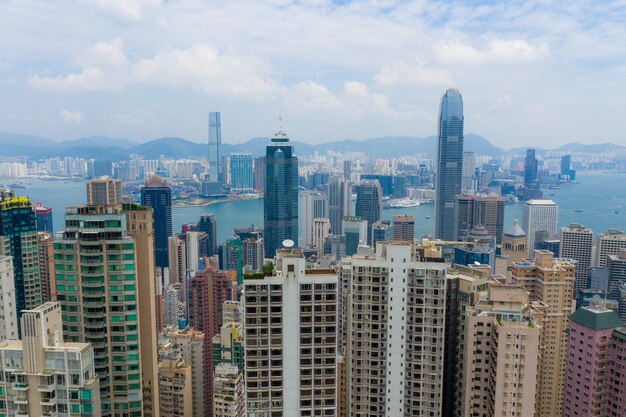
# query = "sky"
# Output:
<box><xmin>1</xmin><ymin>0</ymin><xmax>625</xmax><ymax>148</ymax></box>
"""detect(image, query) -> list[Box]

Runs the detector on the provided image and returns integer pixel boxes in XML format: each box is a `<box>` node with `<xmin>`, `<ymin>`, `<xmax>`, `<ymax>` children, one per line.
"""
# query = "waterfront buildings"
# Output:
<box><xmin>328</xmin><ymin>176</ymin><xmax>351</xmax><ymax>235</ymax></box>
<box><xmin>0</xmin><ymin>302</ymin><xmax>101</xmax><ymax>417</ymax></box>
<box><xmin>229</xmin><ymin>153</ymin><xmax>253</xmax><ymax>193</ymax></box>
<box><xmin>208</xmin><ymin>112</ymin><xmax>222</xmax><ymax>183</ymax></box>
<box><xmin>54</xmin><ymin>204</ymin><xmax>145</xmax><ymax>416</ymax></box>
<box><xmin>86</xmin><ymin>177</ymin><xmax>122</xmax><ymax>205</ymax></box>
<box><xmin>141</xmin><ymin>175</ymin><xmax>172</xmax><ymax>269</ymax></box>
<box><xmin>0</xmin><ymin>256</ymin><xmax>17</xmax><ymax>341</ymax></box>
<box><xmin>355</xmin><ymin>179</ymin><xmax>382</xmax><ymax>245</ymax></box>
<box><xmin>264</xmin><ymin>130</ymin><xmax>299</xmax><ymax>258</ymax></box>
<box><xmin>595</xmin><ymin>229</ymin><xmax>626</xmax><ymax>268</ymax></box>
<box><xmin>563</xmin><ymin>306</ymin><xmax>623</xmax><ymax>417</ymax></box>
<box><xmin>243</xmin><ymin>248</ymin><xmax>338</xmax><ymax>416</ymax></box>
<box><xmin>560</xmin><ymin>223</ymin><xmax>594</xmax><ymax>293</ymax></box>
<box><xmin>512</xmin><ymin>250</ymin><xmax>575</xmax><ymax>417</ymax></box>
<box><xmin>0</xmin><ymin>191</ymin><xmax>41</xmax><ymax>325</ymax></box>
<box><xmin>455</xmin><ymin>194</ymin><xmax>505</xmax><ymax>244</ymax></box>
<box><xmin>524</xmin><ymin>149</ymin><xmax>539</xmax><ymax>188</ymax></box>
<box><xmin>253</xmin><ymin>156</ymin><xmax>265</xmax><ymax>192</ymax></box>
<box><xmin>435</xmin><ymin>88</ymin><xmax>464</xmax><ymax>240</ymax></box>
<box><xmin>392</xmin><ymin>214</ymin><xmax>415</xmax><ymax>241</ymax></box>
<box><xmin>198</xmin><ymin>213</ymin><xmax>218</xmax><ymax>255</ymax></box>
<box><xmin>522</xmin><ymin>199</ymin><xmax>558</xmax><ymax>257</ymax></box>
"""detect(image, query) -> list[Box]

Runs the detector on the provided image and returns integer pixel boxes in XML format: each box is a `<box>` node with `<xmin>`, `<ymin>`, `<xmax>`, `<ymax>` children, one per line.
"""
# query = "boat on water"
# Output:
<box><xmin>9</xmin><ymin>182</ymin><xmax>26</xmax><ymax>189</ymax></box>
<box><xmin>574</xmin><ymin>209</ymin><xmax>583</xmax><ymax>213</ymax></box>
<box><xmin>383</xmin><ymin>198</ymin><xmax>421</xmax><ymax>209</ymax></box>
<box><xmin>425</xmin><ymin>216</ymin><xmax>431</xmax><ymax>219</ymax></box>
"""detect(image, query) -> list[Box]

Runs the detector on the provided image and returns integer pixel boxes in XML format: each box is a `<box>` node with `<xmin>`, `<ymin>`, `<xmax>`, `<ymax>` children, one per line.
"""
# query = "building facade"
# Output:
<box><xmin>328</xmin><ymin>176</ymin><xmax>351</xmax><ymax>236</ymax></box>
<box><xmin>455</xmin><ymin>194</ymin><xmax>505</xmax><ymax>244</ymax></box>
<box><xmin>141</xmin><ymin>175</ymin><xmax>172</xmax><ymax>269</ymax></box>
<box><xmin>522</xmin><ymin>199</ymin><xmax>558</xmax><ymax>257</ymax></box>
<box><xmin>86</xmin><ymin>177</ymin><xmax>122</xmax><ymax>206</ymax></box>
<box><xmin>392</xmin><ymin>215</ymin><xmax>415</xmax><ymax>242</ymax></box>
<box><xmin>229</xmin><ymin>153</ymin><xmax>254</xmax><ymax>193</ymax></box>
<box><xmin>354</xmin><ymin>180</ymin><xmax>382</xmax><ymax>245</ymax></box>
<box><xmin>560</xmin><ymin>223</ymin><xmax>594</xmax><ymax>293</ymax></box>
<box><xmin>208</xmin><ymin>112</ymin><xmax>222</xmax><ymax>183</ymax></box>
<box><xmin>0</xmin><ymin>256</ymin><xmax>17</xmax><ymax>341</ymax></box>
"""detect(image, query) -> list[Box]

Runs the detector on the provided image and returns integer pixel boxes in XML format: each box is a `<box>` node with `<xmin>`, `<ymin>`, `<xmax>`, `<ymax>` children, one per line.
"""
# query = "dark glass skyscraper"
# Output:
<box><xmin>435</xmin><ymin>88</ymin><xmax>464</xmax><ymax>240</ymax></box>
<box><xmin>264</xmin><ymin>130</ymin><xmax>299</xmax><ymax>258</ymax></box>
<box><xmin>524</xmin><ymin>149</ymin><xmax>539</xmax><ymax>188</ymax></box>
<box><xmin>208</xmin><ymin>111</ymin><xmax>222</xmax><ymax>182</ymax></box>
<box><xmin>141</xmin><ymin>175</ymin><xmax>172</xmax><ymax>268</ymax></box>
<box><xmin>355</xmin><ymin>180</ymin><xmax>382</xmax><ymax>245</ymax></box>
<box><xmin>198</xmin><ymin>213</ymin><xmax>217</xmax><ymax>255</ymax></box>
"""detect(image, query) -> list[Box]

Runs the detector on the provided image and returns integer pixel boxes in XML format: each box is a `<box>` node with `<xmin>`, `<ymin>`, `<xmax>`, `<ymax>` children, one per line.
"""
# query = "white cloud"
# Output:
<box><xmin>436</xmin><ymin>38</ymin><xmax>549</xmax><ymax>64</ymax></box>
<box><xmin>80</xmin><ymin>0</ymin><xmax>160</xmax><ymax>21</ymax></box>
<box><xmin>60</xmin><ymin>109</ymin><xmax>84</xmax><ymax>124</ymax></box>
<box><xmin>76</xmin><ymin>38</ymin><xmax>127</xmax><ymax>68</ymax></box>
<box><xmin>375</xmin><ymin>61</ymin><xmax>453</xmax><ymax>86</ymax></box>
<box><xmin>30</xmin><ymin>67</ymin><xmax>115</xmax><ymax>91</ymax></box>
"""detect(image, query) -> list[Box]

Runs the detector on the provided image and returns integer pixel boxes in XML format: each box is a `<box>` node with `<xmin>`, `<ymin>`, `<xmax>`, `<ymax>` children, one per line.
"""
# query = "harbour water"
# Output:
<box><xmin>9</xmin><ymin>171</ymin><xmax>626</xmax><ymax>244</ymax></box>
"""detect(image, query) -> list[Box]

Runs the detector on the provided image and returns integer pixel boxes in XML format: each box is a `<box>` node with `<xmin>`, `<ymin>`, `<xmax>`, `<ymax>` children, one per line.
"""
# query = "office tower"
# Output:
<box><xmin>243</xmin><ymin>248</ymin><xmax>338</xmax><ymax>416</ymax></box>
<box><xmin>563</xmin><ymin>306</ymin><xmax>623</xmax><ymax>417</ymax></box>
<box><xmin>371</xmin><ymin>220</ymin><xmax>393</xmax><ymax>248</ymax></box>
<box><xmin>392</xmin><ymin>214</ymin><xmax>415</xmax><ymax>241</ymax></box>
<box><xmin>229</xmin><ymin>153</ymin><xmax>254</xmax><ymax>193</ymax></box>
<box><xmin>168</xmin><ymin>236</ymin><xmax>187</xmax><ymax>286</ymax></box>
<box><xmin>208</xmin><ymin>112</ymin><xmax>222</xmax><ymax>182</ymax></box>
<box><xmin>560</xmin><ymin>154</ymin><xmax>575</xmax><ymax>179</ymax></box>
<box><xmin>198</xmin><ymin>213</ymin><xmax>218</xmax><ymax>255</ymax></box>
<box><xmin>253</xmin><ymin>156</ymin><xmax>265</xmax><ymax>192</ymax></box>
<box><xmin>461</xmin><ymin>151</ymin><xmax>477</xmax><ymax>192</ymax></box>
<box><xmin>167</xmin><ymin>327</ymin><xmax>206</xmax><ymax>417</ymax></box>
<box><xmin>453</xmin><ymin>225</ymin><xmax>496</xmax><ymax>269</ymax></box>
<box><xmin>524</xmin><ymin>149</ymin><xmax>539</xmax><ymax>188</ymax></box>
<box><xmin>0</xmin><ymin>192</ymin><xmax>41</xmax><ymax>325</ymax></box>
<box><xmin>560</xmin><ymin>223</ymin><xmax>594</xmax><ymax>292</ymax></box>
<box><xmin>37</xmin><ymin>231</ymin><xmax>55</xmax><ymax>302</ymax></box>
<box><xmin>213</xmin><ymin>364</ymin><xmax>245</xmax><ymax>417</ymax></box>
<box><xmin>501</xmin><ymin>219</ymin><xmax>528</xmax><ymax>267</ymax></box>
<box><xmin>299</xmin><ymin>191</ymin><xmax>328</xmax><ymax>247</ymax></box>
<box><xmin>328</xmin><ymin>176</ymin><xmax>351</xmax><ymax>236</ymax></box>
<box><xmin>55</xmin><ymin>205</ymin><xmax>144</xmax><ymax>416</ymax></box>
<box><xmin>91</xmin><ymin>159</ymin><xmax>113</xmax><ymax>177</ymax></box>
<box><xmin>588</xmin><ymin>267</ymin><xmax>609</xmax><ymax>291</ymax></box>
<box><xmin>324</xmin><ymin>234</ymin><xmax>346</xmax><ymax>261</ymax></box>
<box><xmin>523</xmin><ymin>199</ymin><xmax>558</xmax><ymax>256</ymax></box>
<box><xmin>0</xmin><ymin>302</ymin><xmax>101</xmax><ymax>417</ymax></box>
<box><xmin>355</xmin><ymin>179</ymin><xmax>382</xmax><ymax>245</ymax></box>
<box><xmin>188</xmin><ymin>267</ymin><xmax>236</xmax><ymax>416</ymax></box>
<box><xmin>535</xmin><ymin>230</ymin><xmax>560</xmax><ymax>254</ymax></box>
<box><xmin>608</xmin><ymin>327</ymin><xmax>626</xmax><ymax>416</ymax></box>
<box><xmin>35</xmin><ymin>204</ymin><xmax>53</xmax><ymax>233</ymax></box>
<box><xmin>345</xmin><ymin>241</ymin><xmax>448</xmax><ymax>416</ymax></box>
<box><xmin>242</xmin><ymin>236</ymin><xmax>264</xmax><ymax>272</ymax></box>
<box><xmin>435</xmin><ymin>88</ymin><xmax>464</xmax><ymax>240</ymax></box>
<box><xmin>608</xmin><ymin>249</ymin><xmax>626</xmax><ymax>320</ymax></box>
<box><xmin>312</xmin><ymin>217</ymin><xmax>331</xmax><ymax>256</ymax></box>
<box><xmin>458</xmin><ymin>283</ymin><xmax>542</xmax><ymax>417</ymax></box>
<box><xmin>221</xmin><ymin>237</ymin><xmax>243</xmax><ymax>284</ymax></box>
<box><xmin>455</xmin><ymin>194</ymin><xmax>505</xmax><ymax>244</ymax></box>
<box><xmin>86</xmin><ymin>177</ymin><xmax>123</xmax><ymax>205</ymax></box>
<box><xmin>158</xmin><ymin>344</ymin><xmax>193</xmax><ymax>417</ymax></box>
<box><xmin>343</xmin><ymin>159</ymin><xmax>351</xmax><ymax>180</ymax></box>
<box><xmin>342</xmin><ymin>216</ymin><xmax>367</xmax><ymax>256</ymax></box>
<box><xmin>141</xmin><ymin>175</ymin><xmax>172</xmax><ymax>269</ymax></box>
<box><xmin>264</xmin><ymin>129</ymin><xmax>299</xmax><ymax>258</ymax></box>
<box><xmin>124</xmin><ymin>203</ymin><xmax>160</xmax><ymax>417</ymax></box>
<box><xmin>0</xmin><ymin>256</ymin><xmax>17</xmax><ymax>341</ymax></box>
<box><xmin>595</xmin><ymin>229</ymin><xmax>626</xmax><ymax>268</ymax></box>
<box><xmin>512</xmin><ymin>250</ymin><xmax>575</xmax><ymax>417</ymax></box>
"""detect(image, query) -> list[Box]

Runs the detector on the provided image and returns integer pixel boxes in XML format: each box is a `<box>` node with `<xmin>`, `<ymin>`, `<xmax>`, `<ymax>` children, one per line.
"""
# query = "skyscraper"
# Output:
<box><xmin>392</xmin><ymin>214</ymin><xmax>415</xmax><ymax>241</ymax></box>
<box><xmin>0</xmin><ymin>192</ymin><xmax>41</xmax><ymax>327</ymax></box>
<box><xmin>523</xmin><ymin>199</ymin><xmax>558</xmax><ymax>256</ymax></box>
<box><xmin>299</xmin><ymin>190</ymin><xmax>328</xmax><ymax>247</ymax></box>
<box><xmin>560</xmin><ymin>223</ymin><xmax>594</xmax><ymax>293</ymax></box>
<box><xmin>327</xmin><ymin>176</ymin><xmax>351</xmax><ymax>236</ymax></box>
<box><xmin>607</xmin><ymin>249</ymin><xmax>626</xmax><ymax>320</ymax></box>
<box><xmin>342</xmin><ymin>216</ymin><xmax>368</xmax><ymax>256</ymax></box>
<box><xmin>343</xmin><ymin>159</ymin><xmax>351</xmax><ymax>180</ymax></box>
<box><xmin>141</xmin><ymin>175</ymin><xmax>172</xmax><ymax>269</ymax></box>
<box><xmin>253</xmin><ymin>156</ymin><xmax>265</xmax><ymax>192</ymax></box>
<box><xmin>264</xmin><ymin>129</ymin><xmax>299</xmax><ymax>258</ymax></box>
<box><xmin>461</xmin><ymin>151</ymin><xmax>477</xmax><ymax>192</ymax></box>
<box><xmin>35</xmin><ymin>204</ymin><xmax>53</xmax><ymax>233</ymax></box>
<box><xmin>355</xmin><ymin>179</ymin><xmax>382</xmax><ymax>245</ymax></box>
<box><xmin>524</xmin><ymin>149</ymin><xmax>539</xmax><ymax>188</ymax></box>
<box><xmin>595</xmin><ymin>229</ymin><xmax>626</xmax><ymax>268</ymax></box>
<box><xmin>198</xmin><ymin>213</ymin><xmax>217</xmax><ymax>255</ymax></box>
<box><xmin>455</xmin><ymin>194</ymin><xmax>505</xmax><ymax>244</ymax></box>
<box><xmin>208</xmin><ymin>112</ymin><xmax>222</xmax><ymax>182</ymax></box>
<box><xmin>86</xmin><ymin>177</ymin><xmax>122</xmax><ymax>205</ymax></box>
<box><xmin>229</xmin><ymin>153</ymin><xmax>253</xmax><ymax>193</ymax></box>
<box><xmin>435</xmin><ymin>88</ymin><xmax>464</xmax><ymax>240</ymax></box>
<box><xmin>37</xmin><ymin>231</ymin><xmax>54</xmax><ymax>302</ymax></box>
<box><xmin>0</xmin><ymin>256</ymin><xmax>17</xmax><ymax>341</ymax></box>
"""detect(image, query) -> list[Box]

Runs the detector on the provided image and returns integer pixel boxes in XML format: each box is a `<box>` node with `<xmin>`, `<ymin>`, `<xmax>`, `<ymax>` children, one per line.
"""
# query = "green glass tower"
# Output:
<box><xmin>54</xmin><ymin>205</ymin><xmax>143</xmax><ymax>416</ymax></box>
<box><xmin>0</xmin><ymin>191</ymin><xmax>41</xmax><ymax>329</ymax></box>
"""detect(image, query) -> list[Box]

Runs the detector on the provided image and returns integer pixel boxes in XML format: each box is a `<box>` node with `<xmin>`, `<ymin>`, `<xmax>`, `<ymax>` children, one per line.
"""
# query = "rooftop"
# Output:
<box><xmin>570</xmin><ymin>306</ymin><xmax>623</xmax><ymax>330</ymax></box>
<box><xmin>526</xmin><ymin>199</ymin><xmax>557</xmax><ymax>206</ymax></box>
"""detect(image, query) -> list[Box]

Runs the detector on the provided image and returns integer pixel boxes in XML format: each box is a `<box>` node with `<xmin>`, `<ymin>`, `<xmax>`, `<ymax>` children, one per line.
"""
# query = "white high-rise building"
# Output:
<box><xmin>345</xmin><ymin>241</ymin><xmax>448</xmax><ymax>416</ymax></box>
<box><xmin>462</xmin><ymin>151</ymin><xmax>477</xmax><ymax>192</ymax></box>
<box><xmin>523</xmin><ymin>199</ymin><xmax>558</xmax><ymax>257</ymax></box>
<box><xmin>312</xmin><ymin>217</ymin><xmax>331</xmax><ymax>256</ymax></box>
<box><xmin>595</xmin><ymin>229</ymin><xmax>626</xmax><ymax>268</ymax></box>
<box><xmin>560</xmin><ymin>223</ymin><xmax>594</xmax><ymax>292</ymax></box>
<box><xmin>299</xmin><ymin>191</ymin><xmax>329</xmax><ymax>247</ymax></box>
<box><xmin>0</xmin><ymin>256</ymin><xmax>17</xmax><ymax>341</ymax></box>
<box><xmin>243</xmin><ymin>248</ymin><xmax>338</xmax><ymax>416</ymax></box>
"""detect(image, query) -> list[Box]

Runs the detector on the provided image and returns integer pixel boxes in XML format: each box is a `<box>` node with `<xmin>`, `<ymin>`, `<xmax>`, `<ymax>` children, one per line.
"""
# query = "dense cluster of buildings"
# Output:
<box><xmin>0</xmin><ymin>94</ymin><xmax>625</xmax><ymax>417</ymax></box>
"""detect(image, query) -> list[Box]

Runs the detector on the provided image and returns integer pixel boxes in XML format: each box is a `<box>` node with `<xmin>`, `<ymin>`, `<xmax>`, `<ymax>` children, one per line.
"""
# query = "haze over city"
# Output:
<box><xmin>1</xmin><ymin>0</ymin><xmax>625</xmax><ymax>146</ymax></box>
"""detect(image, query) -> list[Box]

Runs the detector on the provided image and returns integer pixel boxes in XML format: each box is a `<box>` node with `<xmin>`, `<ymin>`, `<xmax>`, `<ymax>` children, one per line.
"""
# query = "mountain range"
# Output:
<box><xmin>0</xmin><ymin>132</ymin><xmax>623</xmax><ymax>160</ymax></box>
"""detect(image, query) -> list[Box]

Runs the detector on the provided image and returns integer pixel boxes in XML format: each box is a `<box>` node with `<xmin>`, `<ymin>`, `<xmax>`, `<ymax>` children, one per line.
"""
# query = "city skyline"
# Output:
<box><xmin>1</xmin><ymin>1</ymin><xmax>625</xmax><ymax>147</ymax></box>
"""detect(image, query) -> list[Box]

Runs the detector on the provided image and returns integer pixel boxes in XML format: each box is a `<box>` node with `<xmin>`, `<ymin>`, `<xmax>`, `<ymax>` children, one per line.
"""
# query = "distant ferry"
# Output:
<box><xmin>574</xmin><ymin>209</ymin><xmax>583</xmax><ymax>213</ymax></box>
<box><xmin>9</xmin><ymin>182</ymin><xmax>26</xmax><ymax>189</ymax></box>
<box><xmin>426</xmin><ymin>216</ymin><xmax>431</xmax><ymax>219</ymax></box>
<box><xmin>383</xmin><ymin>198</ymin><xmax>421</xmax><ymax>209</ymax></box>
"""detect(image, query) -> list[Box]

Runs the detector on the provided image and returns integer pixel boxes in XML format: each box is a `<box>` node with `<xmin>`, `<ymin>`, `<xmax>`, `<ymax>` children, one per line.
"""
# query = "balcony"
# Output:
<box><xmin>40</xmin><ymin>397</ymin><xmax>57</xmax><ymax>407</ymax></box>
<box><xmin>38</xmin><ymin>383</ymin><xmax>56</xmax><ymax>392</ymax></box>
<box><xmin>12</xmin><ymin>382</ymin><xmax>29</xmax><ymax>391</ymax></box>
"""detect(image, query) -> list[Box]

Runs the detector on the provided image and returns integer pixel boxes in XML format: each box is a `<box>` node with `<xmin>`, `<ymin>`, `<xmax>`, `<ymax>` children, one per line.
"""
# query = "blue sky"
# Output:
<box><xmin>0</xmin><ymin>0</ymin><xmax>625</xmax><ymax>147</ymax></box>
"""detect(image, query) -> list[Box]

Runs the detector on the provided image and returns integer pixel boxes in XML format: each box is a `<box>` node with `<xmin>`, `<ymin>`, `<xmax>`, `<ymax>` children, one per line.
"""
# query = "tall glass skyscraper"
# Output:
<box><xmin>208</xmin><ymin>112</ymin><xmax>222</xmax><ymax>182</ymax></box>
<box><xmin>355</xmin><ymin>180</ymin><xmax>382</xmax><ymax>245</ymax></box>
<box><xmin>141</xmin><ymin>175</ymin><xmax>172</xmax><ymax>269</ymax></box>
<box><xmin>264</xmin><ymin>130</ymin><xmax>298</xmax><ymax>258</ymax></box>
<box><xmin>435</xmin><ymin>88</ymin><xmax>464</xmax><ymax>240</ymax></box>
<box><xmin>229</xmin><ymin>153</ymin><xmax>254</xmax><ymax>193</ymax></box>
<box><xmin>524</xmin><ymin>149</ymin><xmax>539</xmax><ymax>188</ymax></box>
